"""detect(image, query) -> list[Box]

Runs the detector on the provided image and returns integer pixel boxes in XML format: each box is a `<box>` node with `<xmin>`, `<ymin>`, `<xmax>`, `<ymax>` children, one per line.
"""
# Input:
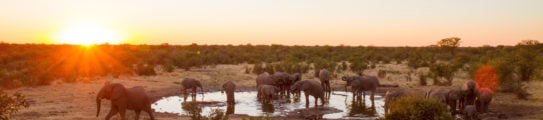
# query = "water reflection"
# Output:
<box><xmin>347</xmin><ymin>96</ymin><xmax>377</xmax><ymax>117</ymax></box>
<box><xmin>152</xmin><ymin>91</ymin><xmax>384</xmax><ymax>119</ymax></box>
<box><xmin>261</xmin><ymin>103</ymin><xmax>275</xmax><ymax>113</ymax></box>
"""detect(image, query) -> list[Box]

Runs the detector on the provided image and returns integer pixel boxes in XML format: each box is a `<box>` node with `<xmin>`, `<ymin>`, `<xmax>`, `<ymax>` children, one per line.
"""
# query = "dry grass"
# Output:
<box><xmin>5</xmin><ymin>63</ymin><xmax>543</xmax><ymax>120</ymax></box>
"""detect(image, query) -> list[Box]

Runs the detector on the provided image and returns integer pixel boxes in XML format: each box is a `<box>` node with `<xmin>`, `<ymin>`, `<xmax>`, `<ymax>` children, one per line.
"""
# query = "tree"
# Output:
<box><xmin>437</xmin><ymin>37</ymin><xmax>461</xmax><ymax>56</ymax></box>
<box><xmin>517</xmin><ymin>39</ymin><xmax>540</xmax><ymax>46</ymax></box>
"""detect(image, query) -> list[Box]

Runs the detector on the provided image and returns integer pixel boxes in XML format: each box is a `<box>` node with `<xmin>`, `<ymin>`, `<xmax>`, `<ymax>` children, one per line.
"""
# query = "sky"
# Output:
<box><xmin>0</xmin><ymin>0</ymin><xmax>542</xmax><ymax>46</ymax></box>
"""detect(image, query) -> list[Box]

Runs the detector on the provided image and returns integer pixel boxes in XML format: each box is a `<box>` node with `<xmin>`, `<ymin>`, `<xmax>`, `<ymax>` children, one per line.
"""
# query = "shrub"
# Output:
<box><xmin>181</xmin><ymin>102</ymin><xmax>202</xmax><ymax>120</ymax></box>
<box><xmin>0</xmin><ymin>91</ymin><xmax>30</xmax><ymax>119</ymax></box>
<box><xmin>135</xmin><ymin>64</ymin><xmax>157</xmax><ymax>76</ymax></box>
<box><xmin>385</xmin><ymin>97</ymin><xmax>453</xmax><ymax>120</ymax></box>
<box><xmin>378</xmin><ymin>70</ymin><xmax>387</xmax><ymax>78</ymax></box>
<box><xmin>350</xmin><ymin>61</ymin><xmax>368</xmax><ymax>76</ymax></box>
<box><xmin>429</xmin><ymin>63</ymin><xmax>459</xmax><ymax>86</ymax></box>
<box><xmin>419</xmin><ymin>74</ymin><xmax>427</xmax><ymax>86</ymax></box>
<box><xmin>245</xmin><ymin>66</ymin><xmax>251</xmax><ymax>74</ymax></box>
<box><xmin>163</xmin><ymin>63</ymin><xmax>175</xmax><ymax>73</ymax></box>
<box><xmin>209</xmin><ymin>108</ymin><xmax>227</xmax><ymax>120</ymax></box>
<box><xmin>252</xmin><ymin>63</ymin><xmax>265</xmax><ymax>75</ymax></box>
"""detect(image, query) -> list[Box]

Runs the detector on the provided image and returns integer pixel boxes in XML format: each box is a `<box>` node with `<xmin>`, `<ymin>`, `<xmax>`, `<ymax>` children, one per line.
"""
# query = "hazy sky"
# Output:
<box><xmin>0</xmin><ymin>0</ymin><xmax>542</xmax><ymax>46</ymax></box>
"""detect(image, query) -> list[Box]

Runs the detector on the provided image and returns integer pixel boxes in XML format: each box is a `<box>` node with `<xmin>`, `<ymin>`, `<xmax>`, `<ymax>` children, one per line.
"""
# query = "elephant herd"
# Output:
<box><xmin>94</xmin><ymin>70</ymin><xmax>492</xmax><ymax>120</ymax></box>
<box><xmin>94</xmin><ymin>68</ymin><xmax>388</xmax><ymax>120</ymax></box>
<box><xmin>383</xmin><ymin>80</ymin><xmax>494</xmax><ymax>120</ymax></box>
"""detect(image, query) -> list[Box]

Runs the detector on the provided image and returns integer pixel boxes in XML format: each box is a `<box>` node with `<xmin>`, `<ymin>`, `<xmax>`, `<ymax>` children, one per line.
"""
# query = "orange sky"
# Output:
<box><xmin>0</xmin><ymin>0</ymin><xmax>541</xmax><ymax>46</ymax></box>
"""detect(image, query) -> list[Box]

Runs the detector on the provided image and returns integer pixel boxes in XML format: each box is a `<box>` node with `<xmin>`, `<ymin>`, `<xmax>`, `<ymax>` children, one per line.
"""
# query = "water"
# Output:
<box><xmin>152</xmin><ymin>91</ymin><xmax>384</xmax><ymax>119</ymax></box>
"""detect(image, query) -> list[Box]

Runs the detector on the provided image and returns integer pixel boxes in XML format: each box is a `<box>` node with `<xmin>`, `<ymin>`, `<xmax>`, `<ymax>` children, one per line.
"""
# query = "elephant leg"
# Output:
<box><xmin>118</xmin><ymin>106</ymin><xmax>127</xmax><ymax>120</ymax></box>
<box><xmin>192</xmin><ymin>88</ymin><xmax>197</xmax><ymax>97</ymax></box>
<box><xmin>105</xmin><ymin>106</ymin><xmax>118</xmax><ymax>120</ymax></box>
<box><xmin>327</xmin><ymin>83</ymin><xmax>331</xmax><ymax>92</ymax></box>
<box><xmin>145</xmin><ymin>107</ymin><xmax>156</xmax><ymax>120</ymax></box>
<box><xmin>314</xmin><ymin>96</ymin><xmax>318</xmax><ymax>107</ymax></box>
<box><xmin>257</xmin><ymin>90</ymin><xmax>261</xmax><ymax>100</ymax></box>
<box><xmin>305</xmin><ymin>94</ymin><xmax>310</xmax><ymax>108</ymax></box>
<box><xmin>135</xmin><ymin>110</ymin><xmax>141</xmax><ymax>120</ymax></box>
<box><xmin>363</xmin><ymin>91</ymin><xmax>366</xmax><ymax>100</ymax></box>
<box><xmin>370</xmin><ymin>91</ymin><xmax>375</xmax><ymax>102</ymax></box>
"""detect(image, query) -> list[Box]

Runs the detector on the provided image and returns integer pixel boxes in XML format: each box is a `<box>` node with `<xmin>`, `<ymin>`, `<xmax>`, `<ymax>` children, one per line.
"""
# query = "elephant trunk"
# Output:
<box><xmin>200</xmin><ymin>86</ymin><xmax>205</xmax><ymax>101</ymax></box>
<box><xmin>96</xmin><ymin>97</ymin><xmax>101</xmax><ymax>117</ymax></box>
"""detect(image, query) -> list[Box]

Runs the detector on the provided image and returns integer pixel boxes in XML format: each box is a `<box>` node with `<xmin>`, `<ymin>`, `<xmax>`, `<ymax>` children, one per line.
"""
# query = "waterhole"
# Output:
<box><xmin>152</xmin><ymin>91</ymin><xmax>384</xmax><ymax>119</ymax></box>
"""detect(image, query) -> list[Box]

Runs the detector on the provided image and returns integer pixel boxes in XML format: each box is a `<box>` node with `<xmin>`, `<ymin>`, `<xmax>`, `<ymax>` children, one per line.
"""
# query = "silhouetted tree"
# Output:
<box><xmin>437</xmin><ymin>37</ymin><xmax>461</xmax><ymax>56</ymax></box>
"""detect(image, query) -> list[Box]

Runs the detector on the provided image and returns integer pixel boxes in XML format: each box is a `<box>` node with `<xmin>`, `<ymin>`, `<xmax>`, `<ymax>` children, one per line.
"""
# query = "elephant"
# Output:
<box><xmin>426</xmin><ymin>88</ymin><xmax>462</xmax><ymax>115</ymax></box>
<box><xmin>463</xmin><ymin>105</ymin><xmax>478</xmax><ymax>120</ymax></box>
<box><xmin>319</xmin><ymin>69</ymin><xmax>331</xmax><ymax>92</ymax></box>
<box><xmin>290</xmin><ymin>80</ymin><xmax>325</xmax><ymax>107</ymax></box>
<box><xmin>476</xmin><ymin>87</ymin><xmax>493</xmax><ymax>113</ymax></box>
<box><xmin>272</xmin><ymin>72</ymin><xmax>291</xmax><ymax>95</ymax></box>
<box><xmin>96</xmin><ymin>82</ymin><xmax>155</xmax><ymax>120</ymax></box>
<box><xmin>222</xmin><ymin>81</ymin><xmax>236</xmax><ymax>105</ymax></box>
<box><xmin>461</xmin><ymin>80</ymin><xmax>478</xmax><ymax>110</ymax></box>
<box><xmin>256</xmin><ymin>73</ymin><xmax>283</xmax><ymax>99</ymax></box>
<box><xmin>342</xmin><ymin>75</ymin><xmax>380</xmax><ymax>101</ymax></box>
<box><xmin>288</xmin><ymin>73</ymin><xmax>302</xmax><ymax>97</ymax></box>
<box><xmin>384</xmin><ymin>89</ymin><xmax>407</xmax><ymax>114</ymax></box>
<box><xmin>258</xmin><ymin>85</ymin><xmax>280</xmax><ymax>104</ymax></box>
<box><xmin>181</xmin><ymin>78</ymin><xmax>204</xmax><ymax>97</ymax></box>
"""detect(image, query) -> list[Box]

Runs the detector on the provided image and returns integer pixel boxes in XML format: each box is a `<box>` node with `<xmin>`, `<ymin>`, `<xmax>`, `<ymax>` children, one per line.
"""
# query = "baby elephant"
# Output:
<box><xmin>181</xmin><ymin>78</ymin><xmax>204</xmax><ymax>96</ymax></box>
<box><xmin>96</xmin><ymin>82</ymin><xmax>155</xmax><ymax>120</ymax></box>
<box><xmin>222</xmin><ymin>81</ymin><xmax>236</xmax><ymax>105</ymax></box>
<box><xmin>384</xmin><ymin>90</ymin><xmax>407</xmax><ymax>114</ymax></box>
<box><xmin>426</xmin><ymin>88</ymin><xmax>462</xmax><ymax>115</ymax></box>
<box><xmin>290</xmin><ymin>80</ymin><xmax>325</xmax><ymax>107</ymax></box>
<box><xmin>463</xmin><ymin>105</ymin><xmax>478</xmax><ymax>120</ymax></box>
<box><xmin>258</xmin><ymin>85</ymin><xmax>280</xmax><ymax>104</ymax></box>
<box><xmin>476</xmin><ymin>88</ymin><xmax>493</xmax><ymax>113</ymax></box>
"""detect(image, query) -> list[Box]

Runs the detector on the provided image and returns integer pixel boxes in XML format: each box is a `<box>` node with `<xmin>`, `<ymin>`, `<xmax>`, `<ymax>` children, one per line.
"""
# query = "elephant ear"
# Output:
<box><xmin>274</xmin><ymin>86</ymin><xmax>280</xmax><ymax>92</ymax></box>
<box><xmin>299</xmin><ymin>81</ymin><xmax>311</xmax><ymax>91</ymax></box>
<box><xmin>111</xmin><ymin>84</ymin><xmax>126</xmax><ymax>100</ymax></box>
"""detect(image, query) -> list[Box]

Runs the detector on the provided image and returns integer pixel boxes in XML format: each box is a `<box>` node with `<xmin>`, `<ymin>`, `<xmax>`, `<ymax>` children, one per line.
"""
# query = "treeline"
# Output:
<box><xmin>1</xmin><ymin>41</ymin><xmax>542</xmax><ymax>97</ymax></box>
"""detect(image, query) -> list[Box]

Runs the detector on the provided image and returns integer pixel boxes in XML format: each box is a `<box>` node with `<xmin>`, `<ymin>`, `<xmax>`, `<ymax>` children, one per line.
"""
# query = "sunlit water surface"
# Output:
<box><xmin>152</xmin><ymin>91</ymin><xmax>384</xmax><ymax>119</ymax></box>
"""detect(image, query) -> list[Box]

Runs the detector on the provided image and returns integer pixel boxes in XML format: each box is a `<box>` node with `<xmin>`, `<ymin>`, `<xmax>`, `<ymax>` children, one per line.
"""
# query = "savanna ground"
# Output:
<box><xmin>5</xmin><ymin>63</ymin><xmax>543</xmax><ymax>120</ymax></box>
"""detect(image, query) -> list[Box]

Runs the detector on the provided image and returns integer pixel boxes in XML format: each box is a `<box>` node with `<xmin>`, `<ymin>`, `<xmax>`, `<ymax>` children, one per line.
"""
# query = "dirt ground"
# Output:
<box><xmin>5</xmin><ymin>63</ymin><xmax>543</xmax><ymax>120</ymax></box>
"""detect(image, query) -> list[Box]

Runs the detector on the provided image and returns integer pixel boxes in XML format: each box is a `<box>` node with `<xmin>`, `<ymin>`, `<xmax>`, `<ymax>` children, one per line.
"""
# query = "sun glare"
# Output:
<box><xmin>54</xmin><ymin>23</ymin><xmax>123</xmax><ymax>46</ymax></box>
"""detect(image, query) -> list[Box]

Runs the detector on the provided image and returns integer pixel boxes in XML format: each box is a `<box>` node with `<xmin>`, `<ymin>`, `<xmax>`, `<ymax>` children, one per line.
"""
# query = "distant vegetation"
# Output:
<box><xmin>0</xmin><ymin>39</ymin><xmax>542</xmax><ymax>99</ymax></box>
<box><xmin>384</xmin><ymin>97</ymin><xmax>453</xmax><ymax>120</ymax></box>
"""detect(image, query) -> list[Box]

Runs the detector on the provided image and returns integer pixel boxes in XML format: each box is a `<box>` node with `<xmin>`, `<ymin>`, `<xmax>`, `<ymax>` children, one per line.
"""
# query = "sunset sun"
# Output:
<box><xmin>54</xmin><ymin>23</ymin><xmax>124</xmax><ymax>46</ymax></box>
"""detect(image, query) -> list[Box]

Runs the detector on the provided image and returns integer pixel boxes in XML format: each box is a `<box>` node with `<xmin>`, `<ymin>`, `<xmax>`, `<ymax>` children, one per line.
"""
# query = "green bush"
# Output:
<box><xmin>378</xmin><ymin>70</ymin><xmax>387</xmax><ymax>78</ymax></box>
<box><xmin>135</xmin><ymin>64</ymin><xmax>156</xmax><ymax>76</ymax></box>
<box><xmin>252</xmin><ymin>63</ymin><xmax>265</xmax><ymax>75</ymax></box>
<box><xmin>0</xmin><ymin>91</ymin><xmax>30</xmax><ymax>119</ymax></box>
<box><xmin>419</xmin><ymin>74</ymin><xmax>427</xmax><ymax>86</ymax></box>
<box><xmin>385</xmin><ymin>97</ymin><xmax>453</xmax><ymax>120</ymax></box>
<box><xmin>181</xmin><ymin>102</ymin><xmax>202</xmax><ymax>120</ymax></box>
<box><xmin>163</xmin><ymin>63</ymin><xmax>175</xmax><ymax>73</ymax></box>
<box><xmin>209</xmin><ymin>108</ymin><xmax>227</xmax><ymax>120</ymax></box>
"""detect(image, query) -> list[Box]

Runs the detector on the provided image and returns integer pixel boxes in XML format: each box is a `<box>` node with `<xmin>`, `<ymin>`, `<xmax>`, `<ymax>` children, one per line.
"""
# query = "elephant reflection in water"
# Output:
<box><xmin>261</xmin><ymin>103</ymin><xmax>275</xmax><ymax>113</ymax></box>
<box><xmin>183</xmin><ymin>94</ymin><xmax>198</xmax><ymax>102</ymax></box>
<box><xmin>347</xmin><ymin>96</ymin><xmax>376</xmax><ymax>117</ymax></box>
